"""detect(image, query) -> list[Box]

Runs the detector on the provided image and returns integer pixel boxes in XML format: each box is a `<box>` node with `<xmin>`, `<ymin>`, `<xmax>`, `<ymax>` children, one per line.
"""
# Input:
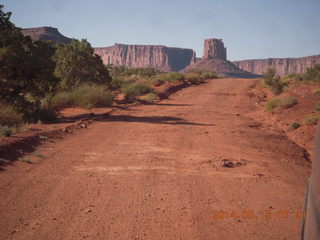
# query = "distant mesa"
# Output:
<box><xmin>21</xmin><ymin>26</ymin><xmax>71</xmax><ymax>45</ymax></box>
<box><xmin>182</xmin><ymin>38</ymin><xmax>259</xmax><ymax>78</ymax></box>
<box><xmin>21</xmin><ymin>26</ymin><xmax>320</xmax><ymax>77</ymax></box>
<box><xmin>233</xmin><ymin>55</ymin><xmax>320</xmax><ymax>76</ymax></box>
<box><xmin>94</xmin><ymin>44</ymin><xmax>196</xmax><ymax>72</ymax></box>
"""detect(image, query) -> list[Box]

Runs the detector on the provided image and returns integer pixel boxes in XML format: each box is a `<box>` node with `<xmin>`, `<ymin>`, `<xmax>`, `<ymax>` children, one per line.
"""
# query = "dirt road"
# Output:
<box><xmin>0</xmin><ymin>78</ymin><xmax>311</xmax><ymax>240</ymax></box>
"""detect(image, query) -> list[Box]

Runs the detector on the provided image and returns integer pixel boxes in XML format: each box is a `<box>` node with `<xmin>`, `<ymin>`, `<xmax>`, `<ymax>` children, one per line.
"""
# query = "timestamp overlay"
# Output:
<box><xmin>212</xmin><ymin>209</ymin><xmax>306</xmax><ymax>221</ymax></box>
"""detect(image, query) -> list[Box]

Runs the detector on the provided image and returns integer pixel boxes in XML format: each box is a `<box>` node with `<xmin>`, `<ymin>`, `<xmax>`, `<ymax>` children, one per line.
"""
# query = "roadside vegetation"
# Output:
<box><xmin>264</xmin><ymin>97</ymin><xmax>298</xmax><ymax>113</ymax></box>
<box><xmin>0</xmin><ymin>5</ymin><xmax>112</xmax><ymax>136</ymax></box>
<box><xmin>263</xmin><ymin>65</ymin><xmax>320</xmax><ymax>126</ymax></box>
<box><xmin>263</xmin><ymin>65</ymin><xmax>320</xmax><ymax>96</ymax></box>
<box><xmin>0</xmin><ymin>4</ymin><xmax>218</xmax><ymax>137</ymax></box>
<box><xmin>108</xmin><ymin>66</ymin><xmax>218</xmax><ymax>102</ymax></box>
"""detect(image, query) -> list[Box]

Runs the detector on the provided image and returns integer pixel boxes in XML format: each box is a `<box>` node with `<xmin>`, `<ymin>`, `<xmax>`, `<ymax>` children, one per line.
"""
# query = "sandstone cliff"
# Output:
<box><xmin>233</xmin><ymin>55</ymin><xmax>320</xmax><ymax>76</ymax></box>
<box><xmin>203</xmin><ymin>38</ymin><xmax>226</xmax><ymax>60</ymax></box>
<box><xmin>182</xmin><ymin>38</ymin><xmax>258</xmax><ymax>78</ymax></box>
<box><xmin>94</xmin><ymin>44</ymin><xmax>196</xmax><ymax>72</ymax></box>
<box><xmin>21</xmin><ymin>26</ymin><xmax>71</xmax><ymax>45</ymax></box>
<box><xmin>21</xmin><ymin>26</ymin><xmax>320</xmax><ymax>77</ymax></box>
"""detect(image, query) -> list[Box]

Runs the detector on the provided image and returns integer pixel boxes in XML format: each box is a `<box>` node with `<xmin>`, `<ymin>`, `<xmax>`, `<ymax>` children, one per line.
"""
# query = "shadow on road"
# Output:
<box><xmin>98</xmin><ymin>114</ymin><xmax>214</xmax><ymax>126</ymax></box>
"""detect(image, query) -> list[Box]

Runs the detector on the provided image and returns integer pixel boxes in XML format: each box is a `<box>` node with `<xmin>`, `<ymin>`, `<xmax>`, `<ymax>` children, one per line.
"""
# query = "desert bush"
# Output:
<box><xmin>263</xmin><ymin>69</ymin><xmax>285</xmax><ymax>95</ymax></box>
<box><xmin>109</xmin><ymin>75</ymin><xmax>146</xmax><ymax>90</ymax></box>
<box><xmin>186</xmin><ymin>69</ymin><xmax>218</xmax><ymax>80</ymax></box>
<box><xmin>49</xmin><ymin>85</ymin><xmax>113</xmax><ymax>110</ymax></box>
<box><xmin>151</xmin><ymin>78</ymin><xmax>164</xmax><ymax>87</ymax></box>
<box><xmin>185</xmin><ymin>72</ymin><xmax>203</xmax><ymax>85</ymax></box>
<box><xmin>304</xmin><ymin>114</ymin><xmax>320</xmax><ymax>125</ymax></box>
<box><xmin>315</xmin><ymin>102</ymin><xmax>320</xmax><ymax>111</ymax></box>
<box><xmin>265</xmin><ymin>98</ymin><xmax>281</xmax><ymax>113</ymax></box>
<box><xmin>164</xmin><ymin>72</ymin><xmax>185</xmax><ymax>83</ymax></box>
<box><xmin>140</xmin><ymin>93</ymin><xmax>158</xmax><ymax>102</ymax></box>
<box><xmin>284</xmin><ymin>73</ymin><xmax>297</xmax><ymax>79</ymax></box>
<box><xmin>304</xmin><ymin>64</ymin><xmax>320</xmax><ymax>82</ymax></box>
<box><xmin>109</xmin><ymin>66</ymin><xmax>158</xmax><ymax>78</ymax></box>
<box><xmin>265</xmin><ymin>97</ymin><xmax>298</xmax><ymax>113</ymax></box>
<box><xmin>282</xmin><ymin>73</ymin><xmax>303</xmax><ymax>83</ymax></box>
<box><xmin>0</xmin><ymin>105</ymin><xmax>24</xmax><ymax>127</ymax></box>
<box><xmin>151</xmin><ymin>72</ymin><xmax>185</xmax><ymax>86</ymax></box>
<box><xmin>125</xmin><ymin>68</ymin><xmax>158</xmax><ymax>77</ymax></box>
<box><xmin>122</xmin><ymin>82</ymin><xmax>153</xmax><ymax>101</ymax></box>
<box><xmin>49</xmin><ymin>92</ymin><xmax>73</xmax><ymax>111</ymax></box>
<box><xmin>281</xmin><ymin>97</ymin><xmax>298</xmax><ymax>109</ymax></box>
<box><xmin>70</xmin><ymin>85</ymin><xmax>113</xmax><ymax>109</ymax></box>
<box><xmin>201</xmin><ymin>70</ymin><xmax>218</xmax><ymax>79</ymax></box>
<box><xmin>0</xmin><ymin>125</ymin><xmax>16</xmax><ymax>137</ymax></box>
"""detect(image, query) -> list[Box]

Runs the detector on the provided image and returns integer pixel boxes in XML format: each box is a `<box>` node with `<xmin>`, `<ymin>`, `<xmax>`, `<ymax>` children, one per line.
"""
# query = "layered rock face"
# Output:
<box><xmin>233</xmin><ymin>55</ymin><xmax>320</xmax><ymax>76</ymax></box>
<box><xmin>183</xmin><ymin>38</ymin><xmax>258</xmax><ymax>78</ymax></box>
<box><xmin>21</xmin><ymin>26</ymin><xmax>71</xmax><ymax>45</ymax></box>
<box><xmin>21</xmin><ymin>26</ymin><xmax>320</xmax><ymax>76</ymax></box>
<box><xmin>203</xmin><ymin>38</ymin><xmax>227</xmax><ymax>60</ymax></box>
<box><xmin>94</xmin><ymin>44</ymin><xmax>196</xmax><ymax>72</ymax></box>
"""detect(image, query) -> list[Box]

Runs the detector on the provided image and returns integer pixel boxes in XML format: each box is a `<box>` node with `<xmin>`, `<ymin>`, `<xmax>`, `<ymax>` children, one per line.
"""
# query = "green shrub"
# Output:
<box><xmin>71</xmin><ymin>85</ymin><xmax>114</xmax><ymax>109</ymax></box>
<box><xmin>109</xmin><ymin>76</ymin><xmax>125</xmax><ymax>90</ymax></box>
<box><xmin>0</xmin><ymin>105</ymin><xmax>24</xmax><ymax>127</ymax></box>
<box><xmin>49</xmin><ymin>85</ymin><xmax>113</xmax><ymax>110</ymax></box>
<box><xmin>186</xmin><ymin>69</ymin><xmax>218</xmax><ymax>80</ymax></box>
<box><xmin>304</xmin><ymin>114</ymin><xmax>320</xmax><ymax>125</ymax></box>
<box><xmin>109</xmin><ymin>66</ymin><xmax>158</xmax><ymax>78</ymax></box>
<box><xmin>265</xmin><ymin>98</ymin><xmax>281</xmax><ymax>113</ymax></box>
<box><xmin>304</xmin><ymin>64</ymin><xmax>320</xmax><ymax>82</ymax></box>
<box><xmin>315</xmin><ymin>102</ymin><xmax>320</xmax><ymax>111</ymax></box>
<box><xmin>50</xmin><ymin>92</ymin><xmax>72</xmax><ymax>111</ymax></box>
<box><xmin>150</xmin><ymin>72</ymin><xmax>185</xmax><ymax>86</ymax></box>
<box><xmin>185</xmin><ymin>72</ymin><xmax>203</xmax><ymax>85</ymax></box>
<box><xmin>18</xmin><ymin>158</ymin><xmax>33</xmax><ymax>163</ymax></box>
<box><xmin>0</xmin><ymin>125</ymin><xmax>16</xmax><ymax>137</ymax></box>
<box><xmin>263</xmin><ymin>69</ymin><xmax>285</xmax><ymax>95</ymax></box>
<box><xmin>141</xmin><ymin>93</ymin><xmax>157</xmax><ymax>102</ymax></box>
<box><xmin>281</xmin><ymin>97</ymin><xmax>298</xmax><ymax>109</ymax></box>
<box><xmin>201</xmin><ymin>71</ymin><xmax>218</xmax><ymax>79</ymax></box>
<box><xmin>122</xmin><ymin>82</ymin><xmax>153</xmax><ymax>101</ymax></box>
<box><xmin>284</xmin><ymin>73</ymin><xmax>297</xmax><ymax>79</ymax></box>
<box><xmin>265</xmin><ymin>97</ymin><xmax>298</xmax><ymax>113</ymax></box>
<box><xmin>152</xmin><ymin>78</ymin><xmax>164</xmax><ymax>87</ymax></box>
<box><xmin>164</xmin><ymin>72</ymin><xmax>185</xmax><ymax>82</ymax></box>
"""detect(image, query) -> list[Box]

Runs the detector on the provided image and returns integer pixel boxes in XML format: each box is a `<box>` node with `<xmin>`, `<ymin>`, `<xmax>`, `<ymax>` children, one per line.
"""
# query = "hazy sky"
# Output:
<box><xmin>2</xmin><ymin>0</ymin><xmax>320</xmax><ymax>61</ymax></box>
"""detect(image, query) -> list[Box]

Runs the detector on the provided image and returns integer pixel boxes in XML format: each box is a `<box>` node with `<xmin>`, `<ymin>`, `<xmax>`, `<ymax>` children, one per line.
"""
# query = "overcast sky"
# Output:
<box><xmin>3</xmin><ymin>0</ymin><xmax>320</xmax><ymax>61</ymax></box>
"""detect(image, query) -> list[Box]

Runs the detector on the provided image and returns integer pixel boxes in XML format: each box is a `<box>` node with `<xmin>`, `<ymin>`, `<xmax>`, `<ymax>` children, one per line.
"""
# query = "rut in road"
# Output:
<box><xmin>0</xmin><ymin>78</ymin><xmax>310</xmax><ymax>240</ymax></box>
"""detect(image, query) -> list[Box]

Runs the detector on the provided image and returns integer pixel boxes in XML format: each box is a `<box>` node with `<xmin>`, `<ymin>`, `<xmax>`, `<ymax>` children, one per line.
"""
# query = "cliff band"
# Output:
<box><xmin>233</xmin><ymin>55</ymin><xmax>320</xmax><ymax>76</ymax></box>
<box><xmin>94</xmin><ymin>44</ymin><xmax>196</xmax><ymax>72</ymax></box>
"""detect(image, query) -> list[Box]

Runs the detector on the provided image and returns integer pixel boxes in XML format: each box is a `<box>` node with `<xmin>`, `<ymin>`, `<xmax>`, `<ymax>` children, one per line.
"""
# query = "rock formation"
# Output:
<box><xmin>182</xmin><ymin>59</ymin><xmax>260</xmax><ymax>78</ymax></box>
<box><xmin>21</xmin><ymin>26</ymin><xmax>320</xmax><ymax>76</ymax></box>
<box><xmin>94</xmin><ymin>44</ymin><xmax>196</xmax><ymax>72</ymax></box>
<box><xmin>21</xmin><ymin>26</ymin><xmax>71</xmax><ymax>45</ymax></box>
<box><xmin>232</xmin><ymin>55</ymin><xmax>320</xmax><ymax>76</ymax></box>
<box><xmin>183</xmin><ymin>38</ymin><xmax>258</xmax><ymax>78</ymax></box>
<box><xmin>203</xmin><ymin>38</ymin><xmax>227</xmax><ymax>60</ymax></box>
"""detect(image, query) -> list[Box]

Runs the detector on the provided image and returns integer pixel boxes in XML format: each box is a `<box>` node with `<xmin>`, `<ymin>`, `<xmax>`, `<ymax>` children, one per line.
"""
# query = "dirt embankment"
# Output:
<box><xmin>0</xmin><ymin>78</ymin><xmax>312</xmax><ymax>240</ymax></box>
<box><xmin>249</xmin><ymin>80</ymin><xmax>320</xmax><ymax>155</ymax></box>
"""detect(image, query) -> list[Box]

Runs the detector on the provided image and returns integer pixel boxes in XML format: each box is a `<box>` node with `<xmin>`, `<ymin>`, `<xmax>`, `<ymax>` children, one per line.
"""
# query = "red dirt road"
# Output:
<box><xmin>0</xmin><ymin>78</ymin><xmax>311</xmax><ymax>240</ymax></box>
